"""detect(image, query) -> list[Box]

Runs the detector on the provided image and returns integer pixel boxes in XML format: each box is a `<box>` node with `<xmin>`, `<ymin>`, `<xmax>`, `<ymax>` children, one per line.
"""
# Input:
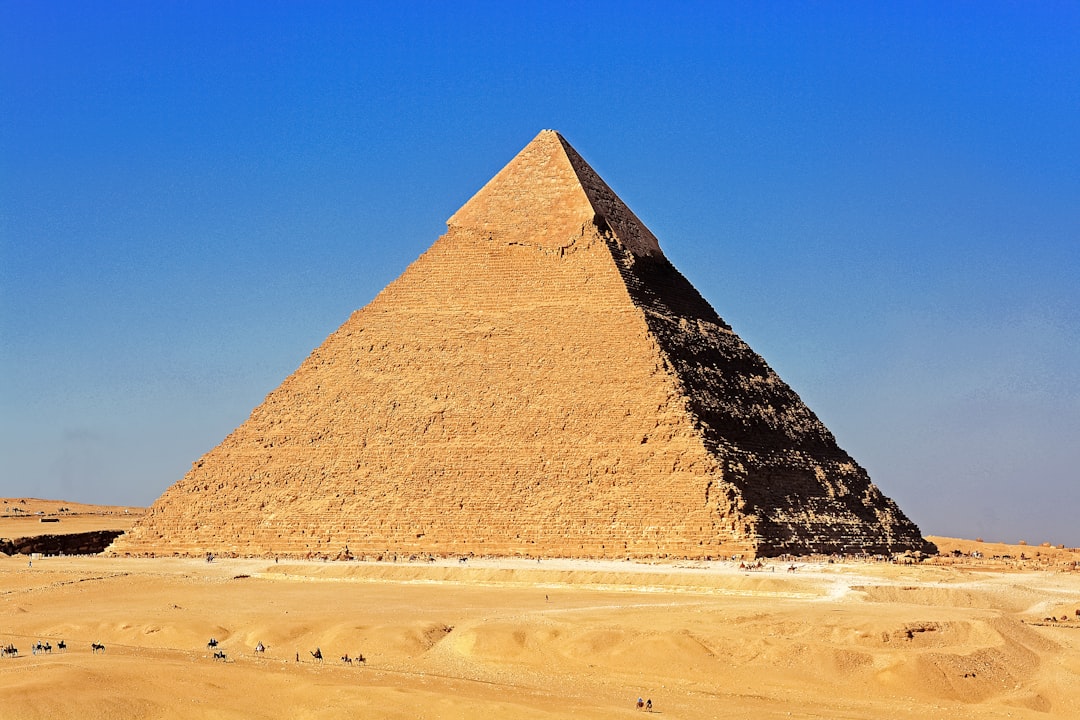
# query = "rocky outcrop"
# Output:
<box><xmin>111</xmin><ymin>130</ymin><xmax>931</xmax><ymax>560</ymax></box>
<box><xmin>2</xmin><ymin>530</ymin><xmax>126</xmax><ymax>556</ymax></box>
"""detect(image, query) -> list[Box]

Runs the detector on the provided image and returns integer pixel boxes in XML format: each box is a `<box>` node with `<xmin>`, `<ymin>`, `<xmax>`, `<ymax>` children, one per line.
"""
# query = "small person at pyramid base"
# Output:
<box><xmin>111</xmin><ymin>131</ymin><xmax>934</xmax><ymax>560</ymax></box>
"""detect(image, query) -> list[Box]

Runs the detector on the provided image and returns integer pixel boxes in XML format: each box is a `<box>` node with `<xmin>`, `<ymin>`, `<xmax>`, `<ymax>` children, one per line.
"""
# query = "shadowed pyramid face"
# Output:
<box><xmin>112</xmin><ymin>131</ymin><xmax>930</xmax><ymax>560</ymax></box>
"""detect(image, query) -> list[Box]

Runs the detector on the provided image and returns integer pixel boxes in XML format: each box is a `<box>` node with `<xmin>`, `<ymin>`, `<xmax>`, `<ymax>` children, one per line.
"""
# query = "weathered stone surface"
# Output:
<box><xmin>2</xmin><ymin>530</ymin><xmax>126</xmax><ymax>556</ymax></box>
<box><xmin>112</xmin><ymin>130</ymin><xmax>931</xmax><ymax>559</ymax></box>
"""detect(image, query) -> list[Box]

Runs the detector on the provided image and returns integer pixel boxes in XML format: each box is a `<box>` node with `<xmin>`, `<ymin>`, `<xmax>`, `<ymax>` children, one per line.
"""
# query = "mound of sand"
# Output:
<box><xmin>2</xmin><ymin>552</ymin><xmax>1078</xmax><ymax>719</ymax></box>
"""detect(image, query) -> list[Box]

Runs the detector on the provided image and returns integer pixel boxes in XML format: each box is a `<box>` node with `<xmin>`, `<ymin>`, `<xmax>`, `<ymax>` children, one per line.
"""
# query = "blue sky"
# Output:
<box><xmin>2</xmin><ymin>2</ymin><xmax>1077</xmax><ymax>545</ymax></box>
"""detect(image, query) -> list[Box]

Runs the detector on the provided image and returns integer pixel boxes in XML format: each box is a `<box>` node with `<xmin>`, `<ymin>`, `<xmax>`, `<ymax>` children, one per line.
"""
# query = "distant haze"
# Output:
<box><xmin>2</xmin><ymin>3</ymin><xmax>1077</xmax><ymax>546</ymax></box>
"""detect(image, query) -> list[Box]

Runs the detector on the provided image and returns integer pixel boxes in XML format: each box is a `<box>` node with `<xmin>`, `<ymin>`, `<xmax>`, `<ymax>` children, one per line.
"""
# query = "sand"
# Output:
<box><xmin>3</xmin><ymin>502</ymin><xmax>1079</xmax><ymax>718</ymax></box>
<box><xmin>0</xmin><ymin>497</ymin><xmax>143</xmax><ymax>537</ymax></box>
<box><xmin>1</xmin><ymin>544</ymin><xmax>1079</xmax><ymax>720</ymax></box>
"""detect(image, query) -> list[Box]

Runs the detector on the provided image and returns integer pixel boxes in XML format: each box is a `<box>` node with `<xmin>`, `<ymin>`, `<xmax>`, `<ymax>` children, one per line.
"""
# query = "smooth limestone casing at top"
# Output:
<box><xmin>112</xmin><ymin>130</ymin><xmax>932</xmax><ymax>560</ymax></box>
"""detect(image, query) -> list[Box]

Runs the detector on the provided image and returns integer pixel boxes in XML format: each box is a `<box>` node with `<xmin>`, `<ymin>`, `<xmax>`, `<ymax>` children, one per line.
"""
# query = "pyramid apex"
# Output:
<box><xmin>448</xmin><ymin>132</ymin><xmax>662</xmax><ymax>257</ymax></box>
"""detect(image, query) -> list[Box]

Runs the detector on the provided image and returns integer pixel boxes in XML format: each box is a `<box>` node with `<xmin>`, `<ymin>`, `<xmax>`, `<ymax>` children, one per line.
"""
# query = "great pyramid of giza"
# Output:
<box><xmin>112</xmin><ymin>130</ymin><xmax>932</xmax><ymax>560</ymax></box>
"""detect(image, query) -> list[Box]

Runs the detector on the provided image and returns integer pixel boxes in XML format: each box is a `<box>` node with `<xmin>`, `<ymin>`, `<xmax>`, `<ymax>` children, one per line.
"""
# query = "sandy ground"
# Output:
<box><xmin>0</xmin><ymin>498</ymin><xmax>143</xmax><ymax>537</ymax></box>
<box><xmin>3</xmin><ymin>503</ymin><xmax>1080</xmax><ymax>719</ymax></box>
<box><xmin>1</xmin><ymin>555</ymin><xmax>1079</xmax><ymax>719</ymax></box>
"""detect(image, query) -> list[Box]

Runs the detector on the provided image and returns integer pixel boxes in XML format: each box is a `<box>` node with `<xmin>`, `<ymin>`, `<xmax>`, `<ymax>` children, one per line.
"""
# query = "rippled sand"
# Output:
<box><xmin>2</xmin><ymin>545</ymin><xmax>1079</xmax><ymax>719</ymax></box>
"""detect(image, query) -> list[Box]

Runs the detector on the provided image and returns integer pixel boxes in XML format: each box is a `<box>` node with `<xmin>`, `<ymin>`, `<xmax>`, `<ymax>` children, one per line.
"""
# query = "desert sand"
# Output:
<box><xmin>0</xmin><ymin>497</ymin><xmax>143</xmax><ymax>537</ymax></box>
<box><xmin>2</xmin><ymin>506</ymin><xmax>1079</xmax><ymax>720</ymax></box>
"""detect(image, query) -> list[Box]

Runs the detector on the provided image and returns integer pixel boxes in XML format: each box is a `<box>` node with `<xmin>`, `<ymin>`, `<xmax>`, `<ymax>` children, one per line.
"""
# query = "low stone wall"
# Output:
<box><xmin>0</xmin><ymin>530</ymin><xmax>125</xmax><ymax>556</ymax></box>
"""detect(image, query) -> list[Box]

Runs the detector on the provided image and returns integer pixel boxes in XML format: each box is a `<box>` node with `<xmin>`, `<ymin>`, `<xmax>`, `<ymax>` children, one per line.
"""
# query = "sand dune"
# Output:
<box><xmin>2</xmin><ymin>549</ymin><xmax>1079</xmax><ymax>719</ymax></box>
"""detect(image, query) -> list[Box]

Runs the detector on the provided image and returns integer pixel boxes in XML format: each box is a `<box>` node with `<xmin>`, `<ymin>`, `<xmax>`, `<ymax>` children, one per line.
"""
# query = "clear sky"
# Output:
<box><xmin>2</xmin><ymin>2</ymin><xmax>1077</xmax><ymax>545</ymax></box>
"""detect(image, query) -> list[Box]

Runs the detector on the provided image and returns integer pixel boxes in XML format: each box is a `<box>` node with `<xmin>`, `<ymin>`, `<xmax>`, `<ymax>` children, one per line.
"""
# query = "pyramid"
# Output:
<box><xmin>112</xmin><ymin>130</ymin><xmax>932</xmax><ymax>560</ymax></box>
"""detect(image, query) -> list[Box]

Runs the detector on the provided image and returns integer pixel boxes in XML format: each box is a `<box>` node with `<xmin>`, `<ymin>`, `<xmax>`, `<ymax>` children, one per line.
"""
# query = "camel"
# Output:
<box><xmin>91</xmin><ymin>643</ymin><xmax>106</xmax><ymax>654</ymax></box>
<box><xmin>341</xmin><ymin>654</ymin><xmax>352</xmax><ymax>665</ymax></box>
<box><xmin>254</xmin><ymin>642</ymin><xmax>266</xmax><ymax>655</ymax></box>
<box><xmin>310</xmin><ymin>648</ymin><xmax>323</xmax><ymax>662</ymax></box>
<box><xmin>207</xmin><ymin>638</ymin><xmax>218</xmax><ymax>649</ymax></box>
<box><xmin>213</xmin><ymin>650</ymin><xmax>227</xmax><ymax>661</ymax></box>
<box><xmin>1</xmin><ymin>644</ymin><xmax>17</xmax><ymax>658</ymax></box>
<box><xmin>57</xmin><ymin>640</ymin><xmax>66</xmax><ymax>652</ymax></box>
